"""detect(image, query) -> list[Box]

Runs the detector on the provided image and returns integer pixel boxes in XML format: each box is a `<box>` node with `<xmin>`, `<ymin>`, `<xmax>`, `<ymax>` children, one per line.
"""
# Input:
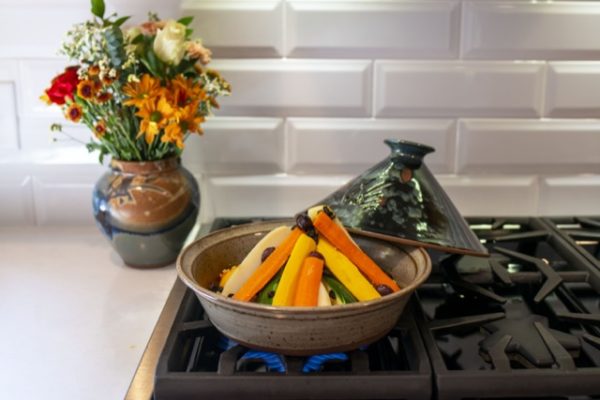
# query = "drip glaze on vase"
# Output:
<box><xmin>93</xmin><ymin>157</ymin><xmax>199</xmax><ymax>268</ymax></box>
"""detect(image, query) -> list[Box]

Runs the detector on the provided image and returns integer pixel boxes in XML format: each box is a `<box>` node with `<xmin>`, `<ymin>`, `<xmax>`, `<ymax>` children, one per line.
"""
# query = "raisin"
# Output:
<box><xmin>375</xmin><ymin>284</ymin><xmax>393</xmax><ymax>296</ymax></box>
<box><xmin>261</xmin><ymin>246</ymin><xmax>276</xmax><ymax>262</ymax></box>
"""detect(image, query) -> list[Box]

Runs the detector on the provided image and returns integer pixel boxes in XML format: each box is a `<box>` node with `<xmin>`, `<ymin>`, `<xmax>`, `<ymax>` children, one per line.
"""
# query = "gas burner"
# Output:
<box><xmin>493</xmin><ymin>247</ymin><xmax>562</xmax><ymax>303</ymax></box>
<box><xmin>480</xmin><ymin>311</ymin><xmax>580</xmax><ymax>370</ymax></box>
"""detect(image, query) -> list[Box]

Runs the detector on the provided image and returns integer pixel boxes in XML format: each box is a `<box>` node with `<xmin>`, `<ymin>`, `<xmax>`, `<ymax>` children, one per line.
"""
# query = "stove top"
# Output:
<box><xmin>126</xmin><ymin>216</ymin><xmax>600</xmax><ymax>400</ymax></box>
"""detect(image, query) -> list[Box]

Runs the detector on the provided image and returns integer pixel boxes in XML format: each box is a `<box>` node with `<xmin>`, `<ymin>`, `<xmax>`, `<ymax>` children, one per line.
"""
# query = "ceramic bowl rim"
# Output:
<box><xmin>176</xmin><ymin>220</ymin><xmax>432</xmax><ymax>315</ymax></box>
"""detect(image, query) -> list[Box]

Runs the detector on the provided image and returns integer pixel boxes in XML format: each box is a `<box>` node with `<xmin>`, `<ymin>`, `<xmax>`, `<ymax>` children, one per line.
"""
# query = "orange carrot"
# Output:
<box><xmin>293</xmin><ymin>256</ymin><xmax>324</xmax><ymax>307</ymax></box>
<box><xmin>312</xmin><ymin>211</ymin><xmax>401</xmax><ymax>292</ymax></box>
<box><xmin>233</xmin><ymin>228</ymin><xmax>302</xmax><ymax>301</ymax></box>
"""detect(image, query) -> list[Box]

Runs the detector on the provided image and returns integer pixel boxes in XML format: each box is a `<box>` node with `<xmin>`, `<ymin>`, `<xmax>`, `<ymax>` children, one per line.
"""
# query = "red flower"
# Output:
<box><xmin>44</xmin><ymin>66</ymin><xmax>80</xmax><ymax>105</ymax></box>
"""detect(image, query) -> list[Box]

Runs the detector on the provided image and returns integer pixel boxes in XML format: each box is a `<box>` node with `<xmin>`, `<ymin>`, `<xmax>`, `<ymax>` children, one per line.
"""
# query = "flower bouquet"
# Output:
<box><xmin>41</xmin><ymin>0</ymin><xmax>231</xmax><ymax>268</ymax></box>
<box><xmin>41</xmin><ymin>0</ymin><xmax>230</xmax><ymax>162</ymax></box>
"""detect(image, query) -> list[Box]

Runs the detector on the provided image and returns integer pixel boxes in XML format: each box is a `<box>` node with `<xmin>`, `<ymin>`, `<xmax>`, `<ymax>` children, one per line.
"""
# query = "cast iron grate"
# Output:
<box><xmin>417</xmin><ymin>217</ymin><xmax>600</xmax><ymax>400</ymax></box>
<box><xmin>544</xmin><ymin>216</ymin><xmax>600</xmax><ymax>273</ymax></box>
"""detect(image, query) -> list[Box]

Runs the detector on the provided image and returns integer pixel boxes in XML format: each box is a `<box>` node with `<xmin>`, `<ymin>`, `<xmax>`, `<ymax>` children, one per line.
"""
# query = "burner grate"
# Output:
<box><xmin>416</xmin><ymin>217</ymin><xmax>600</xmax><ymax>400</ymax></box>
<box><xmin>154</xmin><ymin>290</ymin><xmax>432</xmax><ymax>400</ymax></box>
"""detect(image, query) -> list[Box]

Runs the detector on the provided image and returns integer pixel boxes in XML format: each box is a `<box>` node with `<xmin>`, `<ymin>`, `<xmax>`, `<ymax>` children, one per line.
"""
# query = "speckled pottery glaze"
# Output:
<box><xmin>318</xmin><ymin>139</ymin><xmax>488</xmax><ymax>257</ymax></box>
<box><xmin>177</xmin><ymin>220</ymin><xmax>431</xmax><ymax>355</ymax></box>
<box><xmin>93</xmin><ymin>157</ymin><xmax>199</xmax><ymax>268</ymax></box>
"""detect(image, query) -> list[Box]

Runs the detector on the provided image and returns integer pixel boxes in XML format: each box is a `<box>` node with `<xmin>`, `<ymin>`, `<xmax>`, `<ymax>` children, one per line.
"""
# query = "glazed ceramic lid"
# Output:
<box><xmin>316</xmin><ymin>139</ymin><xmax>488</xmax><ymax>257</ymax></box>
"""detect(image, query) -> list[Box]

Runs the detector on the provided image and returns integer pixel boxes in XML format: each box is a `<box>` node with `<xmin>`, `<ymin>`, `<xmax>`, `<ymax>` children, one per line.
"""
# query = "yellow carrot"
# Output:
<box><xmin>313</xmin><ymin>211</ymin><xmax>400</xmax><ymax>292</ymax></box>
<box><xmin>272</xmin><ymin>234</ymin><xmax>316</xmax><ymax>306</ymax></box>
<box><xmin>293</xmin><ymin>255</ymin><xmax>324</xmax><ymax>307</ymax></box>
<box><xmin>317</xmin><ymin>239</ymin><xmax>381</xmax><ymax>302</ymax></box>
<box><xmin>233</xmin><ymin>228</ymin><xmax>302</xmax><ymax>302</ymax></box>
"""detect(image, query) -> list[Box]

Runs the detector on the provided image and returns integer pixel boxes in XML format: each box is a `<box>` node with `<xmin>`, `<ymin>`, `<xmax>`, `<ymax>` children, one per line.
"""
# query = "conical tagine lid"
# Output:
<box><xmin>317</xmin><ymin>139</ymin><xmax>488</xmax><ymax>257</ymax></box>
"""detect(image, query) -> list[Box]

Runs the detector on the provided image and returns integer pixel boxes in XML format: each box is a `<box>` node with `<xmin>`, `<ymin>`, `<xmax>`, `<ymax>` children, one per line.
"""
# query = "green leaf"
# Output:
<box><xmin>104</xmin><ymin>26</ymin><xmax>126</xmax><ymax>69</ymax></box>
<box><xmin>91</xmin><ymin>0</ymin><xmax>105</xmax><ymax>19</ymax></box>
<box><xmin>131</xmin><ymin>34</ymin><xmax>144</xmax><ymax>45</ymax></box>
<box><xmin>114</xmin><ymin>16</ymin><xmax>131</xmax><ymax>27</ymax></box>
<box><xmin>185</xmin><ymin>28</ymin><xmax>193</xmax><ymax>39</ymax></box>
<box><xmin>177</xmin><ymin>16</ymin><xmax>194</xmax><ymax>26</ymax></box>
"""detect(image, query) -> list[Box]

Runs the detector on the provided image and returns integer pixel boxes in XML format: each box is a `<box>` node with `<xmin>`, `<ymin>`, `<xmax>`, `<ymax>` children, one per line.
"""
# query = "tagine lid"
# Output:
<box><xmin>317</xmin><ymin>139</ymin><xmax>488</xmax><ymax>257</ymax></box>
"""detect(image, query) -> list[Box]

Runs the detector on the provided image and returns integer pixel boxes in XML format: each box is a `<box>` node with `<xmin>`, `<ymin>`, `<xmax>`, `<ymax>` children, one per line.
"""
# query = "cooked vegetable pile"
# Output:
<box><xmin>212</xmin><ymin>205</ymin><xmax>401</xmax><ymax>306</ymax></box>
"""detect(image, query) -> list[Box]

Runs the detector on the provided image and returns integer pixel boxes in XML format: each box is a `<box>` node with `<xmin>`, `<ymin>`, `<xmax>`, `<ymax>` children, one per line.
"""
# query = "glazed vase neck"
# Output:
<box><xmin>110</xmin><ymin>157</ymin><xmax>180</xmax><ymax>174</ymax></box>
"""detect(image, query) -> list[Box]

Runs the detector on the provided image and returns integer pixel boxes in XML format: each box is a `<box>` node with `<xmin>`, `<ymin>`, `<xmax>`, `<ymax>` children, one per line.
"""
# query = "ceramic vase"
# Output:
<box><xmin>93</xmin><ymin>157</ymin><xmax>199</xmax><ymax>268</ymax></box>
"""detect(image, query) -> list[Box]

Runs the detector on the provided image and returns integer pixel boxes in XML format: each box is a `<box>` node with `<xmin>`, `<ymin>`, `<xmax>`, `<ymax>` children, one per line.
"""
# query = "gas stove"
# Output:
<box><xmin>126</xmin><ymin>217</ymin><xmax>600</xmax><ymax>400</ymax></box>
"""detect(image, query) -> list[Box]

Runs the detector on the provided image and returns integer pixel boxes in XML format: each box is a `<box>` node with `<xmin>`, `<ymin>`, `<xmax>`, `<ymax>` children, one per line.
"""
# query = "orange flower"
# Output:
<box><xmin>77</xmin><ymin>80</ymin><xmax>96</xmax><ymax>100</ymax></box>
<box><xmin>171</xmin><ymin>75</ymin><xmax>205</xmax><ymax>108</ymax></box>
<box><xmin>94</xmin><ymin>120</ymin><xmax>107</xmax><ymax>138</ymax></box>
<box><xmin>123</xmin><ymin>74</ymin><xmax>162</xmax><ymax>109</ymax></box>
<box><xmin>88</xmin><ymin>65</ymin><xmax>100</xmax><ymax>77</ymax></box>
<box><xmin>162</xmin><ymin>122</ymin><xmax>184</xmax><ymax>149</ymax></box>
<box><xmin>136</xmin><ymin>96</ymin><xmax>174</xmax><ymax>144</ymax></box>
<box><xmin>65</xmin><ymin>103</ymin><xmax>83</xmax><ymax>122</ymax></box>
<box><xmin>178</xmin><ymin>101</ymin><xmax>204</xmax><ymax>134</ymax></box>
<box><xmin>96</xmin><ymin>91</ymin><xmax>112</xmax><ymax>103</ymax></box>
<box><xmin>102</xmin><ymin>72</ymin><xmax>118</xmax><ymax>86</ymax></box>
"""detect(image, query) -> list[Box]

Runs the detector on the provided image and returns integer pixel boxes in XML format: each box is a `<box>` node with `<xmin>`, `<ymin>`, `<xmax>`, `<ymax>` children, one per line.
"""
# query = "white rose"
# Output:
<box><xmin>153</xmin><ymin>20</ymin><xmax>186</xmax><ymax>65</ymax></box>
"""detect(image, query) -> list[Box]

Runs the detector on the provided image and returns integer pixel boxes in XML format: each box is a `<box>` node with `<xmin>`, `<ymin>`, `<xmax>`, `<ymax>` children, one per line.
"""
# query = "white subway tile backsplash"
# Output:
<box><xmin>32</xmin><ymin>180</ymin><xmax>96</xmax><ymax>225</ymax></box>
<box><xmin>0</xmin><ymin>5</ymin><xmax>89</xmax><ymax>58</ymax></box>
<box><xmin>0</xmin><ymin>176</ymin><xmax>35</xmax><ymax>225</ymax></box>
<box><xmin>31</xmin><ymin>162</ymin><xmax>104</xmax><ymax>225</ymax></box>
<box><xmin>462</xmin><ymin>1</ymin><xmax>600</xmax><ymax>60</ymax></box>
<box><xmin>212</xmin><ymin>59</ymin><xmax>372</xmax><ymax>117</ymax></box>
<box><xmin>182</xmin><ymin>117</ymin><xmax>285</xmax><ymax>175</ymax></box>
<box><xmin>546</xmin><ymin>62</ymin><xmax>600</xmax><ymax>118</ymax></box>
<box><xmin>286</xmin><ymin>1</ymin><xmax>459</xmax><ymax>59</ymax></box>
<box><xmin>458</xmin><ymin>119</ymin><xmax>600</xmax><ymax>174</ymax></box>
<box><xmin>19</xmin><ymin>117</ymin><xmax>90</xmax><ymax>150</ymax></box>
<box><xmin>286</xmin><ymin>118</ymin><xmax>455</xmax><ymax>174</ymax></box>
<box><xmin>539</xmin><ymin>175</ymin><xmax>600</xmax><ymax>215</ymax></box>
<box><xmin>182</xmin><ymin>0</ymin><xmax>283</xmax><ymax>58</ymax></box>
<box><xmin>0</xmin><ymin>83</ymin><xmax>19</xmax><ymax>150</ymax></box>
<box><xmin>207</xmin><ymin>175</ymin><xmax>351</xmax><ymax>217</ymax></box>
<box><xmin>438</xmin><ymin>175</ymin><xmax>539</xmax><ymax>216</ymax></box>
<box><xmin>2</xmin><ymin>0</ymin><xmax>600</xmax><ymax>223</ymax></box>
<box><xmin>374</xmin><ymin>61</ymin><xmax>544</xmax><ymax>118</ymax></box>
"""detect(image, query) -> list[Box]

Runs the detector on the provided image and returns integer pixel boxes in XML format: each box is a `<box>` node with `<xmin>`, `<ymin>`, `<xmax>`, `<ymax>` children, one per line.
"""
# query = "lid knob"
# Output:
<box><xmin>385</xmin><ymin>139</ymin><xmax>435</xmax><ymax>169</ymax></box>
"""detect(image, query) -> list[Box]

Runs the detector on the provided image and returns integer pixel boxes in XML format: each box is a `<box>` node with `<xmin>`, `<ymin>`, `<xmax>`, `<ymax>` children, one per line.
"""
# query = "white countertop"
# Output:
<box><xmin>0</xmin><ymin>226</ymin><xmax>179</xmax><ymax>400</ymax></box>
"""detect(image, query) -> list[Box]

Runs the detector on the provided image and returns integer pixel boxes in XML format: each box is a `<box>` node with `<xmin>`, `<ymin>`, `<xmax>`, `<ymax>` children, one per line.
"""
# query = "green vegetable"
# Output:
<box><xmin>257</xmin><ymin>271</ymin><xmax>283</xmax><ymax>305</ymax></box>
<box><xmin>323</xmin><ymin>275</ymin><xmax>357</xmax><ymax>304</ymax></box>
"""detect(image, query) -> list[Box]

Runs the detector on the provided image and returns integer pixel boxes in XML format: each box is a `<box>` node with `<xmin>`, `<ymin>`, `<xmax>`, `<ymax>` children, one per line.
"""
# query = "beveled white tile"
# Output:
<box><xmin>0</xmin><ymin>176</ymin><xmax>35</xmax><ymax>225</ymax></box>
<box><xmin>462</xmin><ymin>1</ymin><xmax>600</xmax><ymax>59</ymax></box>
<box><xmin>182</xmin><ymin>117</ymin><xmax>285</xmax><ymax>175</ymax></box>
<box><xmin>207</xmin><ymin>175</ymin><xmax>351</xmax><ymax>217</ymax></box>
<box><xmin>211</xmin><ymin>59</ymin><xmax>372</xmax><ymax>117</ymax></box>
<box><xmin>539</xmin><ymin>176</ymin><xmax>600</xmax><ymax>215</ymax></box>
<box><xmin>0</xmin><ymin>60</ymin><xmax>18</xmax><ymax>81</ymax></box>
<box><xmin>182</xmin><ymin>0</ymin><xmax>283</xmax><ymax>57</ymax></box>
<box><xmin>374</xmin><ymin>61</ymin><xmax>544</xmax><ymax>118</ymax></box>
<box><xmin>19</xmin><ymin>117</ymin><xmax>90</xmax><ymax>150</ymax></box>
<box><xmin>286</xmin><ymin>118</ymin><xmax>456</xmax><ymax>174</ymax></box>
<box><xmin>286</xmin><ymin>1</ymin><xmax>459</xmax><ymax>59</ymax></box>
<box><xmin>0</xmin><ymin>5</ymin><xmax>89</xmax><ymax>58</ymax></box>
<box><xmin>546</xmin><ymin>62</ymin><xmax>600</xmax><ymax>118</ymax></box>
<box><xmin>18</xmin><ymin>59</ymin><xmax>70</xmax><ymax>118</ymax></box>
<box><xmin>32</xmin><ymin>165</ymin><xmax>104</xmax><ymax>225</ymax></box>
<box><xmin>458</xmin><ymin>119</ymin><xmax>600</xmax><ymax>174</ymax></box>
<box><xmin>437</xmin><ymin>175</ymin><xmax>538</xmax><ymax>216</ymax></box>
<box><xmin>0</xmin><ymin>83</ymin><xmax>18</xmax><ymax>150</ymax></box>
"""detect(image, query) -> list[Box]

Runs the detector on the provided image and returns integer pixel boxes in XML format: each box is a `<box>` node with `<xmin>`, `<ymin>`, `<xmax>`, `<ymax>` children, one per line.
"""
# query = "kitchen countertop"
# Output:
<box><xmin>0</xmin><ymin>225</ymin><xmax>181</xmax><ymax>400</ymax></box>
